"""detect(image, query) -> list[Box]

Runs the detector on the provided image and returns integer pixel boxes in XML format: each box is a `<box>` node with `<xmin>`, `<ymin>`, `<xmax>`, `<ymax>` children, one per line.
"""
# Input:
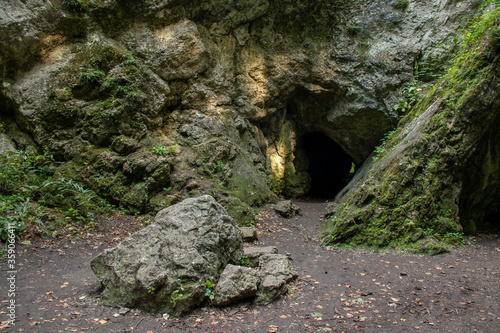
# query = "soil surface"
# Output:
<box><xmin>1</xmin><ymin>200</ymin><xmax>500</xmax><ymax>332</ymax></box>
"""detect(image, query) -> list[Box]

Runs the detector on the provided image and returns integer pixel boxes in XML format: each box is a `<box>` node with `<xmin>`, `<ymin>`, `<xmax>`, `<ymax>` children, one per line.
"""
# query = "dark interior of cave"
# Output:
<box><xmin>301</xmin><ymin>132</ymin><xmax>355</xmax><ymax>199</ymax></box>
<box><xmin>481</xmin><ymin>212</ymin><xmax>500</xmax><ymax>232</ymax></box>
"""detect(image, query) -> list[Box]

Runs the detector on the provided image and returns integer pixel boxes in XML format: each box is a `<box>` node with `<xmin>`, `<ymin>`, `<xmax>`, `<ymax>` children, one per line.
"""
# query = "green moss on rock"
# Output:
<box><xmin>323</xmin><ymin>7</ymin><xmax>500</xmax><ymax>248</ymax></box>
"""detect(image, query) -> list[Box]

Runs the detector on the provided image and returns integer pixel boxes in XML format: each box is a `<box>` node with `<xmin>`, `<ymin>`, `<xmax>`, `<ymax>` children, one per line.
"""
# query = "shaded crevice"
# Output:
<box><xmin>459</xmin><ymin>113</ymin><xmax>500</xmax><ymax>234</ymax></box>
<box><xmin>300</xmin><ymin>132</ymin><xmax>355</xmax><ymax>199</ymax></box>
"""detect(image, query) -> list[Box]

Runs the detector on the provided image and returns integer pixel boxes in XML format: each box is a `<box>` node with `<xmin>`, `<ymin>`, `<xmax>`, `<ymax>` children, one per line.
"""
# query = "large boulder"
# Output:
<box><xmin>90</xmin><ymin>195</ymin><xmax>243</xmax><ymax>316</ymax></box>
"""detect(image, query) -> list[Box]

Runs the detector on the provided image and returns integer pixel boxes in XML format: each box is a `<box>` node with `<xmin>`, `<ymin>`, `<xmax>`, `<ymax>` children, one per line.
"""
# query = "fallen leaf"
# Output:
<box><xmin>45</xmin><ymin>291</ymin><xmax>53</xmax><ymax>295</ymax></box>
<box><xmin>99</xmin><ymin>319</ymin><xmax>107</xmax><ymax>324</ymax></box>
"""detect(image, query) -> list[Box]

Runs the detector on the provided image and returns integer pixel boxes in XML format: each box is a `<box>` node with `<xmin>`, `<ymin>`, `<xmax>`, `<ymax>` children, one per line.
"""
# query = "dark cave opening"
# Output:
<box><xmin>482</xmin><ymin>212</ymin><xmax>500</xmax><ymax>233</ymax></box>
<box><xmin>301</xmin><ymin>132</ymin><xmax>356</xmax><ymax>199</ymax></box>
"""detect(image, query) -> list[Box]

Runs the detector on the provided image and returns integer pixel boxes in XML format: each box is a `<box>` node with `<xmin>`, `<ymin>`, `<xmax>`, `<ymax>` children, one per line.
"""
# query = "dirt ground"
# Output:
<box><xmin>1</xmin><ymin>200</ymin><xmax>500</xmax><ymax>332</ymax></box>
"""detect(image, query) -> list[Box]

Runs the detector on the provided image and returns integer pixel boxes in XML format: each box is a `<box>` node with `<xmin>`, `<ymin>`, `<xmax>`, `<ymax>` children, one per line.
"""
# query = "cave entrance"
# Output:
<box><xmin>481</xmin><ymin>212</ymin><xmax>500</xmax><ymax>233</ymax></box>
<box><xmin>301</xmin><ymin>132</ymin><xmax>356</xmax><ymax>199</ymax></box>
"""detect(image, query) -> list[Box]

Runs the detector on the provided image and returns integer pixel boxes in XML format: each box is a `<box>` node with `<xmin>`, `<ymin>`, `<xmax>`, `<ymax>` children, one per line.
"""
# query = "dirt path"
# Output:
<box><xmin>1</xmin><ymin>201</ymin><xmax>500</xmax><ymax>332</ymax></box>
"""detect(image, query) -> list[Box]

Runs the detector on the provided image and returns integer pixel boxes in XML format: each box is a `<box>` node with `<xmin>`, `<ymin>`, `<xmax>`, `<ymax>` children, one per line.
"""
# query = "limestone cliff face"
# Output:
<box><xmin>0</xmin><ymin>0</ymin><xmax>477</xmax><ymax>220</ymax></box>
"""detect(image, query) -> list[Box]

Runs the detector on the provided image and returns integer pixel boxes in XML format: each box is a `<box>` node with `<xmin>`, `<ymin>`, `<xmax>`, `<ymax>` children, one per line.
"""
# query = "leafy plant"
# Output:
<box><xmin>393</xmin><ymin>82</ymin><xmax>426</xmax><ymax>115</ymax></box>
<box><xmin>152</xmin><ymin>145</ymin><xmax>177</xmax><ymax>156</ymax></box>
<box><xmin>205</xmin><ymin>279</ymin><xmax>216</xmax><ymax>301</ymax></box>
<box><xmin>213</xmin><ymin>160</ymin><xmax>227</xmax><ymax>173</ymax></box>
<box><xmin>240</xmin><ymin>255</ymin><xmax>252</xmax><ymax>267</ymax></box>
<box><xmin>79</xmin><ymin>69</ymin><xmax>106</xmax><ymax>85</ymax></box>
<box><xmin>171</xmin><ymin>279</ymin><xmax>185</xmax><ymax>308</ymax></box>
<box><xmin>147</xmin><ymin>285</ymin><xmax>156</xmax><ymax>295</ymax></box>
<box><xmin>372</xmin><ymin>129</ymin><xmax>397</xmax><ymax>161</ymax></box>
<box><xmin>0</xmin><ymin>198</ymin><xmax>28</xmax><ymax>241</ymax></box>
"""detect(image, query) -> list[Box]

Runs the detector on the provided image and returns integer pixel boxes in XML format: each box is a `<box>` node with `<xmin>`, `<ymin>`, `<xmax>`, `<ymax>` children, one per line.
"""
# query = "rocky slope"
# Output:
<box><xmin>0</xmin><ymin>0</ymin><xmax>482</xmax><ymax>231</ymax></box>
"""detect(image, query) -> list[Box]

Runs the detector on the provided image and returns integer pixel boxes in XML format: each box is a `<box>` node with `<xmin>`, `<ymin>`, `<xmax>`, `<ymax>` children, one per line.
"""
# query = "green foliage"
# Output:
<box><xmin>393</xmin><ymin>0</ymin><xmax>409</xmax><ymax>11</ymax></box>
<box><xmin>480</xmin><ymin>0</ymin><xmax>500</xmax><ymax>9</ymax></box>
<box><xmin>79</xmin><ymin>69</ymin><xmax>106</xmax><ymax>85</ymax></box>
<box><xmin>393</xmin><ymin>52</ymin><xmax>449</xmax><ymax>118</ymax></box>
<box><xmin>240</xmin><ymin>255</ymin><xmax>254</xmax><ymax>267</ymax></box>
<box><xmin>0</xmin><ymin>149</ymin><xmax>111</xmax><ymax>240</ymax></box>
<box><xmin>0</xmin><ymin>198</ymin><xmax>28</xmax><ymax>242</ymax></box>
<box><xmin>213</xmin><ymin>160</ymin><xmax>228</xmax><ymax>173</ymax></box>
<box><xmin>205</xmin><ymin>279</ymin><xmax>216</xmax><ymax>301</ymax></box>
<box><xmin>393</xmin><ymin>82</ymin><xmax>426</xmax><ymax>115</ymax></box>
<box><xmin>372</xmin><ymin>129</ymin><xmax>397</xmax><ymax>161</ymax></box>
<box><xmin>152</xmin><ymin>145</ymin><xmax>177</xmax><ymax>156</ymax></box>
<box><xmin>171</xmin><ymin>279</ymin><xmax>185</xmax><ymax>308</ymax></box>
<box><xmin>147</xmin><ymin>285</ymin><xmax>156</xmax><ymax>295</ymax></box>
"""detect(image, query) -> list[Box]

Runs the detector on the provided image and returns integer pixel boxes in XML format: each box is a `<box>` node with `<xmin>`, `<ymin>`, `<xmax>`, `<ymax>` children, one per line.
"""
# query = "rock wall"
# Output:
<box><xmin>323</xmin><ymin>6</ymin><xmax>500</xmax><ymax>247</ymax></box>
<box><xmin>0</xmin><ymin>0</ymin><xmax>478</xmax><ymax>219</ymax></box>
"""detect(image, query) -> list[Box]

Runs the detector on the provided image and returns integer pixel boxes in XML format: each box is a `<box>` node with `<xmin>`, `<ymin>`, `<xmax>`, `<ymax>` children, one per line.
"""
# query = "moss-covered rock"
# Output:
<box><xmin>323</xmin><ymin>7</ymin><xmax>500</xmax><ymax>248</ymax></box>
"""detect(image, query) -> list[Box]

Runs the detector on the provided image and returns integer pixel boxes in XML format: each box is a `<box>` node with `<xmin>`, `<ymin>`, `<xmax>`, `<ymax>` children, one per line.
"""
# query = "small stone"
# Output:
<box><xmin>241</xmin><ymin>227</ymin><xmax>257</xmax><ymax>242</ymax></box>
<box><xmin>213</xmin><ymin>264</ymin><xmax>259</xmax><ymax>306</ymax></box>
<box><xmin>274</xmin><ymin>200</ymin><xmax>301</xmax><ymax>218</ymax></box>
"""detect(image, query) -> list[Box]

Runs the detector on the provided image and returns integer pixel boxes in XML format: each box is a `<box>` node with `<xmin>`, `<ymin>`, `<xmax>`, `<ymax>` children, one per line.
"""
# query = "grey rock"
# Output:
<box><xmin>212</xmin><ymin>264</ymin><xmax>259</xmax><ymax>306</ymax></box>
<box><xmin>242</xmin><ymin>246</ymin><xmax>278</xmax><ymax>267</ymax></box>
<box><xmin>0</xmin><ymin>133</ymin><xmax>16</xmax><ymax>153</ymax></box>
<box><xmin>122</xmin><ymin>20</ymin><xmax>211</xmax><ymax>81</ymax></box>
<box><xmin>243</xmin><ymin>246</ymin><xmax>278</xmax><ymax>259</ymax></box>
<box><xmin>413</xmin><ymin>237</ymin><xmax>450</xmax><ymax>256</ymax></box>
<box><xmin>274</xmin><ymin>200</ymin><xmax>301</xmax><ymax>218</ymax></box>
<box><xmin>255</xmin><ymin>254</ymin><xmax>298</xmax><ymax>305</ymax></box>
<box><xmin>90</xmin><ymin>195</ymin><xmax>243</xmax><ymax>316</ymax></box>
<box><xmin>240</xmin><ymin>227</ymin><xmax>257</xmax><ymax>242</ymax></box>
<box><xmin>111</xmin><ymin>135</ymin><xmax>140</xmax><ymax>155</ymax></box>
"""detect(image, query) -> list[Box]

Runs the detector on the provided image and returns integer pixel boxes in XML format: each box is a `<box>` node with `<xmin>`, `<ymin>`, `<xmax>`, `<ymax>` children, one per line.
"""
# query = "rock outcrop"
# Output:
<box><xmin>0</xmin><ymin>0</ymin><xmax>478</xmax><ymax>222</ymax></box>
<box><xmin>91</xmin><ymin>195</ymin><xmax>297</xmax><ymax>315</ymax></box>
<box><xmin>323</xmin><ymin>7</ymin><xmax>500</xmax><ymax>248</ymax></box>
<box><xmin>90</xmin><ymin>195</ymin><xmax>243</xmax><ymax>315</ymax></box>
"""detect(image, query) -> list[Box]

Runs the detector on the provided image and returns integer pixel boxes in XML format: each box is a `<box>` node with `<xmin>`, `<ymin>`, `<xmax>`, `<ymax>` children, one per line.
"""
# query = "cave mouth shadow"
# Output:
<box><xmin>480</xmin><ymin>212</ymin><xmax>500</xmax><ymax>234</ymax></box>
<box><xmin>300</xmin><ymin>132</ymin><xmax>356</xmax><ymax>200</ymax></box>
